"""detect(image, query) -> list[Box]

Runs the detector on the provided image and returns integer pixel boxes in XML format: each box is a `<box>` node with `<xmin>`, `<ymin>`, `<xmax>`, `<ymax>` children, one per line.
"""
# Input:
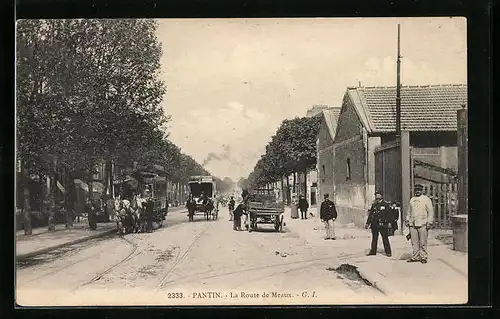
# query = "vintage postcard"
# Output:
<box><xmin>15</xmin><ymin>17</ymin><xmax>468</xmax><ymax>306</ymax></box>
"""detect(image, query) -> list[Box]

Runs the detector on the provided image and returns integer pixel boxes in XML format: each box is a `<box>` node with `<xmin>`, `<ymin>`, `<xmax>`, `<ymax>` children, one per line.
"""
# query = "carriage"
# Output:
<box><xmin>246</xmin><ymin>188</ymin><xmax>285</xmax><ymax>232</ymax></box>
<box><xmin>188</xmin><ymin>175</ymin><xmax>218</xmax><ymax>221</ymax></box>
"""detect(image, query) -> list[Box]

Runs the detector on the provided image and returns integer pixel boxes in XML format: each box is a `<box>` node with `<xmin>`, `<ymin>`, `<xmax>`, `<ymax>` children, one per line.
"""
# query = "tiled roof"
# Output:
<box><xmin>346</xmin><ymin>84</ymin><xmax>467</xmax><ymax>132</ymax></box>
<box><xmin>322</xmin><ymin>107</ymin><xmax>341</xmax><ymax>140</ymax></box>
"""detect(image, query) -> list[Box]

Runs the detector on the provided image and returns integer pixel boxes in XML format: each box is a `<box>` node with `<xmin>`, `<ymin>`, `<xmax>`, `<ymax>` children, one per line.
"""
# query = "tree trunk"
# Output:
<box><xmin>285</xmin><ymin>175</ymin><xmax>290</xmax><ymax>205</ymax></box>
<box><xmin>304</xmin><ymin>169</ymin><xmax>308</xmax><ymax>202</ymax></box>
<box><xmin>280</xmin><ymin>178</ymin><xmax>284</xmax><ymax>203</ymax></box>
<box><xmin>47</xmin><ymin>173</ymin><xmax>56</xmax><ymax>232</ymax></box>
<box><xmin>21</xmin><ymin>165</ymin><xmax>32</xmax><ymax>235</ymax></box>
<box><xmin>292</xmin><ymin>172</ymin><xmax>296</xmax><ymax>194</ymax></box>
<box><xmin>65</xmin><ymin>170</ymin><xmax>74</xmax><ymax>229</ymax></box>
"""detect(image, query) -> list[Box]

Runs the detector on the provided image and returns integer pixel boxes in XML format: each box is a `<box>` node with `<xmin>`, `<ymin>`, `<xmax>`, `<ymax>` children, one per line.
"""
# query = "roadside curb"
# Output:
<box><xmin>16</xmin><ymin>228</ymin><xmax>116</xmax><ymax>261</ymax></box>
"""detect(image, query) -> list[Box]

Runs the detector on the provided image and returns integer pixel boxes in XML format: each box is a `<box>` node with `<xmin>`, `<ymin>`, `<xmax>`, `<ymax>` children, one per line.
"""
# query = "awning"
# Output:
<box><xmin>74</xmin><ymin>179</ymin><xmax>105</xmax><ymax>193</ymax></box>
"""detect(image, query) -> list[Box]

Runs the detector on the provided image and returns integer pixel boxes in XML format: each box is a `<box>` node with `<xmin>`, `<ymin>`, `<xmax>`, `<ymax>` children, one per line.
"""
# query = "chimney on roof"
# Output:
<box><xmin>358</xmin><ymin>81</ymin><xmax>362</xmax><ymax>88</ymax></box>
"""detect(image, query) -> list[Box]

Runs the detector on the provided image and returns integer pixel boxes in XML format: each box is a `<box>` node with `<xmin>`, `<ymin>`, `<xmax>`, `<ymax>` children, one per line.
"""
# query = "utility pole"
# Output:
<box><xmin>396</xmin><ymin>24</ymin><xmax>402</xmax><ymax>137</ymax></box>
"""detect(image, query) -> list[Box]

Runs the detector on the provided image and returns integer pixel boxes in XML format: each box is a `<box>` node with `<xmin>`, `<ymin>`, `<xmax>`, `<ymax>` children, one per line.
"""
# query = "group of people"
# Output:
<box><xmin>315</xmin><ymin>183</ymin><xmax>434</xmax><ymax>264</ymax></box>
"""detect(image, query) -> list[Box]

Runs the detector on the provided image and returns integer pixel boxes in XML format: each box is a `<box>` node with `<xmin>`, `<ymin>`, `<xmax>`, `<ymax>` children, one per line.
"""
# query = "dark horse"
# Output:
<box><xmin>202</xmin><ymin>199</ymin><xmax>215</xmax><ymax>221</ymax></box>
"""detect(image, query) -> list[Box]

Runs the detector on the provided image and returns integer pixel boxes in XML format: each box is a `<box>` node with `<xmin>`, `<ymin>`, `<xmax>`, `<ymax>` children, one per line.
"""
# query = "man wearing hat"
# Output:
<box><xmin>365</xmin><ymin>191</ymin><xmax>392</xmax><ymax>257</ymax></box>
<box><xmin>320</xmin><ymin>193</ymin><xmax>337</xmax><ymax>240</ymax></box>
<box><xmin>405</xmin><ymin>184</ymin><xmax>434</xmax><ymax>263</ymax></box>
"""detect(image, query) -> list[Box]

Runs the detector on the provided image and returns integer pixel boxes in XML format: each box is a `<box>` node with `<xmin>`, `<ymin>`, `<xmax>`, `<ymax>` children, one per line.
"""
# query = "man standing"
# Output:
<box><xmin>298</xmin><ymin>195</ymin><xmax>309</xmax><ymax>220</ymax></box>
<box><xmin>365</xmin><ymin>191</ymin><xmax>392</xmax><ymax>257</ymax></box>
<box><xmin>228</xmin><ymin>196</ymin><xmax>235</xmax><ymax>221</ymax></box>
<box><xmin>186</xmin><ymin>194</ymin><xmax>195</xmax><ymax>222</ymax></box>
<box><xmin>86</xmin><ymin>198</ymin><xmax>98</xmax><ymax>230</ymax></box>
<box><xmin>405</xmin><ymin>184</ymin><xmax>434</xmax><ymax>264</ymax></box>
<box><xmin>232</xmin><ymin>202</ymin><xmax>246</xmax><ymax>231</ymax></box>
<box><xmin>144</xmin><ymin>189</ymin><xmax>154</xmax><ymax>233</ymax></box>
<box><xmin>320</xmin><ymin>193</ymin><xmax>337</xmax><ymax>240</ymax></box>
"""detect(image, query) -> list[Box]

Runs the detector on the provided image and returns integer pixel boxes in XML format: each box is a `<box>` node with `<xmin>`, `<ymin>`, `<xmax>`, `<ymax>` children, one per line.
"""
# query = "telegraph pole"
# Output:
<box><xmin>396</xmin><ymin>24</ymin><xmax>402</xmax><ymax>137</ymax></box>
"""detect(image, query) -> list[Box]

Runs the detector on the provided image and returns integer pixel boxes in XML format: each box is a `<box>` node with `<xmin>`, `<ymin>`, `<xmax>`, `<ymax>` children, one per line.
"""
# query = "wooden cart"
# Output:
<box><xmin>246</xmin><ymin>189</ymin><xmax>285</xmax><ymax>232</ymax></box>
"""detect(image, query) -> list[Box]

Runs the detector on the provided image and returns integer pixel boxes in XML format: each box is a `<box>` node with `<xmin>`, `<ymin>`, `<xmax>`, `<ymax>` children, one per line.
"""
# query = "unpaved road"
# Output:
<box><xmin>16</xmin><ymin>208</ymin><xmax>388</xmax><ymax>306</ymax></box>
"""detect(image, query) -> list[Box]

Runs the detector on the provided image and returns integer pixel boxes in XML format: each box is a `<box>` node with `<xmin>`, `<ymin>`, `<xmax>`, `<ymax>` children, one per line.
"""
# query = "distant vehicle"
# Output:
<box><xmin>188</xmin><ymin>175</ymin><xmax>217</xmax><ymax>221</ymax></box>
<box><xmin>246</xmin><ymin>188</ymin><xmax>285</xmax><ymax>232</ymax></box>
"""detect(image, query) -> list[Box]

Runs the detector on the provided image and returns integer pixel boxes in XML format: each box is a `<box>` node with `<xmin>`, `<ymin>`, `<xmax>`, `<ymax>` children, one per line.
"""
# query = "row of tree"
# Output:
<box><xmin>16</xmin><ymin>19</ymin><xmax>220</xmax><ymax>233</ymax></box>
<box><xmin>245</xmin><ymin>116</ymin><xmax>321</xmax><ymax>199</ymax></box>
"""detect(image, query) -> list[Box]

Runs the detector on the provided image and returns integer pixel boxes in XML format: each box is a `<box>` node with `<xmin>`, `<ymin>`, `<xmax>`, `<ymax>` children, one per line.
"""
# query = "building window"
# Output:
<box><xmin>346</xmin><ymin>158</ymin><xmax>351</xmax><ymax>181</ymax></box>
<box><xmin>321</xmin><ymin>165</ymin><xmax>326</xmax><ymax>182</ymax></box>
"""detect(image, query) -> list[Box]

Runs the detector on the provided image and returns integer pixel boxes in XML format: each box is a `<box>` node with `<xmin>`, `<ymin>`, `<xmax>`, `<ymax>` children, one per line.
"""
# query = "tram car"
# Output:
<box><xmin>134</xmin><ymin>170</ymin><xmax>168</xmax><ymax>227</ymax></box>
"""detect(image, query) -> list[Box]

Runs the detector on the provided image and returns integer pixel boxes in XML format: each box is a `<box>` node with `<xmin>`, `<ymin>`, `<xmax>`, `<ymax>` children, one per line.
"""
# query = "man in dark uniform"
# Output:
<box><xmin>320</xmin><ymin>193</ymin><xmax>337</xmax><ymax>240</ymax></box>
<box><xmin>365</xmin><ymin>191</ymin><xmax>392</xmax><ymax>257</ymax></box>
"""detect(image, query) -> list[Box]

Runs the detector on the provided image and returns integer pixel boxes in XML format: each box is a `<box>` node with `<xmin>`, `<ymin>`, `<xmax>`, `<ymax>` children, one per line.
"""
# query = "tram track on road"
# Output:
<box><xmin>158</xmin><ymin>240</ymin><xmax>372</xmax><ymax>288</ymax></box>
<box><xmin>73</xmin><ymin>234</ymin><xmax>142</xmax><ymax>291</ymax></box>
<box><xmin>155</xmin><ymin>221</ymin><xmax>213</xmax><ymax>291</ymax></box>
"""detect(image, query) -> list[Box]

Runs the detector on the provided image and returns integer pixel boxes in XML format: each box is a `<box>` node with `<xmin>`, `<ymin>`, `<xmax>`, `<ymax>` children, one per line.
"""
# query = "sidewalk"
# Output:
<box><xmin>16</xmin><ymin>221</ymin><xmax>116</xmax><ymax>260</ymax></box>
<box><xmin>284</xmin><ymin>207</ymin><xmax>468</xmax><ymax>304</ymax></box>
<box><xmin>16</xmin><ymin>206</ymin><xmax>188</xmax><ymax>260</ymax></box>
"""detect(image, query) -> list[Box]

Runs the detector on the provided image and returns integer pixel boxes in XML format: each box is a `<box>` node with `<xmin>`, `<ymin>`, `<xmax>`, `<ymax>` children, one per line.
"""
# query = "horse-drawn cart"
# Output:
<box><xmin>246</xmin><ymin>188</ymin><xmax>285</xmax><ymax>232</ymax></box>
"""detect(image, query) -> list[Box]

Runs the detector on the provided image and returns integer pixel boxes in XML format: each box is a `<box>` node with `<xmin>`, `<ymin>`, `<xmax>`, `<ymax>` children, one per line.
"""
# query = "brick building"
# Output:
<box><xmin>316</xmin><ymin>107</ymin><xmax>341</xmax><ymax>203</ymax></box>
<box><xmin>332</xmin><ymin>84</ymin><xmax>467</xmax><ymax>227</ymax></box>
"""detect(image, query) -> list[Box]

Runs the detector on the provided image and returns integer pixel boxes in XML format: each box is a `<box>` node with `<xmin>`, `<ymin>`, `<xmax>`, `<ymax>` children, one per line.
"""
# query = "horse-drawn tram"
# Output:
<box><xmin>114</xmin><ymin>168</ymin><xmax>168</xmax><ymax>234</ymax></box>
<box><xmin>188</xmin><ymin>175</ymin><xmax>218</xmax><ymax>220</ymax></box>
<box><xmin>133</xmin><ymin>170</ymin><xmax>168</xmax><ymax>227</ymax></box>
<box><xmin>246</xmin><ymin>188</ymin><xmax>285</xmax><ymax>232</ymax></box>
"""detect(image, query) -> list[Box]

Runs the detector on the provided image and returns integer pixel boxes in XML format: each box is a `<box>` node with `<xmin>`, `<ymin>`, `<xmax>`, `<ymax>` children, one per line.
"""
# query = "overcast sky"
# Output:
<box><xmin>156</xmin><ymin>17</ymin><xmax>467</xmax><ymax>181</ymax></box>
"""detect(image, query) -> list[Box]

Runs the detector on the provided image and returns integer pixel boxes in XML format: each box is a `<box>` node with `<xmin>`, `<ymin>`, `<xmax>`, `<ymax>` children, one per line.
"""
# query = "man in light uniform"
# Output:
<box><xmin>405</xmin><ymin>184</ymin><xmax>434</xmax><ymax>264</ymax></box>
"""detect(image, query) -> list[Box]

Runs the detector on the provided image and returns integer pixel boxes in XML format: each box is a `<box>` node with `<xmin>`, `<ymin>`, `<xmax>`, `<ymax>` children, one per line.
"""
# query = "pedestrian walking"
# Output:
<box><xmin>86</xmin><ymin>198</ymin><xmax>97</xmax><ymax>230</ymax></box>
<box><xmin>290</xmin><ymin>194</ymin><xmax>299</xmax><ymax>219</ymax></box>
<box><xmin>232</xmin><ymin>203</ymin><xmax>246</xmax><ymax>231</ymax></box>
<box><xmin>320</xmin><ymin>193</ymin><xmax>337</xmax><ymax>240</ymax></box>
<box><xmin>365</xmin><ymin>191</ymin><xmax>392</xmax><ymax>257</ymax></box>
<box><xmin>228</xmin><ymin>196</ymin><xmax>235</xmax><ymax>221</ymax></box>
<box><xmin>405</xmin><ymin>184</ymin><xmax>434</xmax><ymax>264</ymax></box>
<box><xmin>298</xmin><ymin>195</ymin><xmax>309</xmax><ymax>219</ymax></box>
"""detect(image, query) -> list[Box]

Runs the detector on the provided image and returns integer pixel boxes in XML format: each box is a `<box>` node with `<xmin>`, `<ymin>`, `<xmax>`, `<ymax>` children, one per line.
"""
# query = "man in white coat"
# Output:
<box><xmin>405</xmin><ymin>184</ymin><xmax>434</xmax><ymax>264</ymax></box>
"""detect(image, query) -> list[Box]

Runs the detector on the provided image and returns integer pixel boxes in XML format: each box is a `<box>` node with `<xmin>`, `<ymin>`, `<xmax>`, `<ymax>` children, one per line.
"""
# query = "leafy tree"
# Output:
<box><xmin>246</xmin><ymin>116</ymin><xmax>321</xmax><ymax>198</ymax></box>
<box><xmin>16</xmin><ymin>19</ymin><xmax>167</xmax><ymax>231</ymax></box>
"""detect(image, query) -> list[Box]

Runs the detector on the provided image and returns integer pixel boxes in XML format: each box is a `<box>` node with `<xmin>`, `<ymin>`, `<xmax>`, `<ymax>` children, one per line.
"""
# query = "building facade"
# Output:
<box><xmin>316</xmin><ymin>108</ymin><xmax>341</xmax><ymax>204</ymax></box>
<box><xmin>332</xmin><ymin>84</ymin><xmax>467</xmax><ymax>227</ymax></box>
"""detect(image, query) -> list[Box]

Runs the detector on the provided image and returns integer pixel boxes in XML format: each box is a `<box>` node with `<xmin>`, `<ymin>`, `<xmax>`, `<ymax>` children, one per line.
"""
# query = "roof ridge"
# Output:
<box><xmin>357</xmin><ymin>84</ymin><xmax>467</xmax><ymax>89</ymax></box>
